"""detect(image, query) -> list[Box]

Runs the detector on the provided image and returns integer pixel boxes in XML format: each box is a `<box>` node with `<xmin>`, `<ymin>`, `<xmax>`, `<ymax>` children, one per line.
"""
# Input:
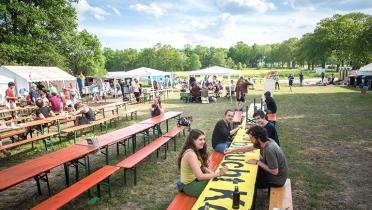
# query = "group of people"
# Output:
<box><xmin>3</xmin><ymin>82</ymin><xmax>80</xmax><ymax>112</ymax></box>
<box><xmin>177</xmin><ymin>108</ymin><xmax>286</xmax><ymax>198</ymax></box>
<box><xmin>188</xmin><ymin>76</ymin><xmax>224</xmax><ymax>103</ymax></box>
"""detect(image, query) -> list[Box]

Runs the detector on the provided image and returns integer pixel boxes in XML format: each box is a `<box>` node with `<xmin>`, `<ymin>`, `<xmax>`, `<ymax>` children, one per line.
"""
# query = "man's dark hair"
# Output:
<box><xmin>264</xmin><ymin>91</ymin><xmax>271</xmax><ymax>98</ymax></box>
<box><xmin>51</xmin><ymin>92</ymin><xmax>57</xmax><ymax>96</ymax></box>
<box><xmin>247</xmin><ymin>125</ymin><xmax>269</xmax><ymax>142</ymax></box>
<box><xmin>8</xmin><ymin>82</ymin><xmax>15</xmax><ymax>87</ymax></box>
<box><xmin>36</xmin><ymin>99</ymin><xmax>44</xmax><ymax>108</ymax></box>
<box><xmin>224</xmin><ymin>109</ymin><xmax>234</xmax><ymax>115</ymax></box>
<box><xmin>253</xmin><ymin>110</ymin><xmax>266</xmax><ymax>119</ymax></box>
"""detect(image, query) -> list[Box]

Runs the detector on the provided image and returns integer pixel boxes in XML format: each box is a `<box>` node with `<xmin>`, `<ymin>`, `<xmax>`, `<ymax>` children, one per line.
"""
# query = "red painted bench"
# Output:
<box><xmin>116</xmin><ymin>136</ymin><xmax>172</xmax><ymax>185</ymax></box>
<box><xmin>31</xmin><ymin>165</ymin><xmax>120</xmax><ymax>210</ymax></box>
<box><xmin>163</xmin><ymin>126</ymin><xmax>187</xmax><ymax>151</ymax></box>
<box><xmin>0</xmin><ymin>132</ymin><xmax>58</xmax><ymax>152</ymax></box>
<box><xmin>167</xmin><ymin>151</ymin><xmax>224</xmax><ymax>210</ymax></box>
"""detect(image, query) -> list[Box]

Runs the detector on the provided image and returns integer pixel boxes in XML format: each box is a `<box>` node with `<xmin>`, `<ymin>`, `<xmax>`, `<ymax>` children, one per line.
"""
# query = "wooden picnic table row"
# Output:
<box><xmin>0</xmin><ymin>111</ymin><xmax>182</xmax><ymax>198</ymax></box>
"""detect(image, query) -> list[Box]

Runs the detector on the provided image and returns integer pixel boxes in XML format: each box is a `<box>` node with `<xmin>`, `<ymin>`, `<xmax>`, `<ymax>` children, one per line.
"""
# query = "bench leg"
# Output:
<box><xmin>33</xmin><ymin>172</ymin><xmax>51</xmax><ymax>196</ymax></box>
<box><xmin>64</xmin><ymin>163</ymin><xmax>70</xmax><ymax>187</ymax></box>
<box><xmin>164</xmin><ymin>143</ymin><xmax>167</xmax><ymax>159</ymax></box>
<box><xmin>133</xmin><ymin>166</ymin><xmax>137</xmax><ymax>186</ymax></box>
<box><xmin>156</xmin><ymin>148</ymin><xmax>159</xmax><ymax>158</ymax></box>
<box><xmin>123</xmin><ymin>169</ymin><xmax>127</xmax><ymax>185</ymax></box>
<box><xmin>173</xmin><ymin>137</ymin><xmax>177</xmax><ymax>151</ymax></box>
<box><xmin>97</xmin><ymin>183</ymin><xmax>101</xmax><ymax>198</ymax></box>
<box><xmin>132</xmin><ymin>135</ymin><xmax>137</xmax><ymax>153</ymax></box>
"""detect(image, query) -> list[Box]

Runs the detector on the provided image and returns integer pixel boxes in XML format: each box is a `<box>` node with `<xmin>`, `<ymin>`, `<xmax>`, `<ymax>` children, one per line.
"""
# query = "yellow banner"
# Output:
<box><xmin>192</xmin><ymin>118</ymin><xmax>260</xmax><ymax>210</ymax></box>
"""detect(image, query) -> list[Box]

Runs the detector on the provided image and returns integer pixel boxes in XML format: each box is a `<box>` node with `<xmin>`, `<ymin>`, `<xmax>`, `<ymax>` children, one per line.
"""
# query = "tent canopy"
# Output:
<box><xmin>358</xmin><ymin>63</ymin><xmax>372</xmax><ymax>76</ymax></box>
<box><xmin>0</xmin><ymin>66</ymin><xmax>75</xmax><ymax>82</ymax></box>
<box><xmin>106</xmin><ymin>67</ymin><xmax>171</xmax><ymax>79</ymax></box>
<box><xmin>0</xmin><ymin>75</ymin><xmax>13</xmax><ymax>84</ymax></box>
<box><xmin>189</xmin><ymin>66</ymin><xmax>241</xmax><ymax>76</ymax></box>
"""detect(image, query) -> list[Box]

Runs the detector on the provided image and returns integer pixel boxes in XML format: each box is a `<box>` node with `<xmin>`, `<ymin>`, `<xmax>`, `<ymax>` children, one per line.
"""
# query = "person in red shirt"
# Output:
<box><xmin>5</xmin><ymin>82</ymin><xmax>17</xmax><ymax>109</ymax></box>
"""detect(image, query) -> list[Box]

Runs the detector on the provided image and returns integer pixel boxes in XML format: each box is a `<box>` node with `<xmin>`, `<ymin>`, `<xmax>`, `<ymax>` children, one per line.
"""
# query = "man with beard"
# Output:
<box><xmin>225</xmin><ymin>125</ymin><xmax>288</xmax><ymax>189</ymax></box>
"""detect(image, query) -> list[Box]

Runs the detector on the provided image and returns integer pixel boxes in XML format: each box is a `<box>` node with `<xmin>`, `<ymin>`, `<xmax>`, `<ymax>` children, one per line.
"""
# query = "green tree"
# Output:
<box><xmin>65</xmin><ymin>30</ymin><xmax>106</xmax><ymax>76</ymax></box>
<box><xmin>187</xmin><ymin>53</ymin><xmax>201</xmax><ymax>70</ymax></box>
<box><xmin>209</xmin><ymin>48</ymin><xmax>227</xmax><ymax>67</ymax></box>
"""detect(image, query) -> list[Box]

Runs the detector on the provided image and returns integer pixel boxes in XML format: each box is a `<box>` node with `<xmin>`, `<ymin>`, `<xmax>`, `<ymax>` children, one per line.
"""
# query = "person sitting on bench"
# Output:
<box><xmin>211</xmin><ymin>109</ymin><xmax>242</xmax><ymax>153</ymax></box>
<box><xmin>262</xmin><ymin>91</ymin><xmax>277</xmax><ymax>114</ymax></box>
<box><xmin>190</xmin><ymin>83</ymin><xmax>201</xmax><ymax>102</ymax></box>
<box><xmin>225</xmin><ymin>125</ymin><xmax>288</xmax><ymax>189</ymax></box>
<box><xmin>73</xmin><ymin>103</ymin><xmax>96</xmax><ymax>125</ymax></box>
<box><xmin>253</xmin><ymin>111</ymin><xmax>280</xmax><ymax>146</ymax></box>
<box><xmin>177</xmin><ymin>129</ymin><xmax>228</xmax><ymax>197</ymax></box>
<box><xmin>35</xmin><ymin>99</ymin><xmax>55</xmax><ymax>119</ymax></box>
<box><xmin>150</xmin><ymin>97</ymin><xmax>164</xmax><ymax>117</ymax></box>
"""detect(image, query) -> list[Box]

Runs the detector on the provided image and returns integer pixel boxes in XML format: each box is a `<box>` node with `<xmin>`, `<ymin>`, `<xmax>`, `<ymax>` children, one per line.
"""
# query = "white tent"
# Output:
<box><xmin>357</xmin><ymin>63</ymin><xmax>372</xmax><ymax>76</ymax></box>
<box><xmin>106</xmin><ymin>67</ymin><xmax>172</xmax><ymax>91</ymax></box>
<box><xmin>188</xmin><ymin>66</ymin><xmax>241</xmax><ymax>103</ymax></box>
<box><xmin>0</xmin><ymin>65</ymin><xmax>76</xmax><ymax>94</ymax></box>
<box><xmin>107</xmin><ymin>67</ymin><xmax>170</xmax><ymax>78</ymax></box>
<box><xmin>0</xmin><ymin>75</ymin><xmax>14</xmax><ymax>104</ymax></box>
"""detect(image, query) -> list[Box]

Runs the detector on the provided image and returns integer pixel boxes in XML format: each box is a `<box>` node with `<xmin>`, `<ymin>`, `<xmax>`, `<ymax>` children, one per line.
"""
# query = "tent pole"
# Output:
<box><xmin>229</xmin><ymin>74</ymin><xmax>232</xmax><ymax>104</ymax></box>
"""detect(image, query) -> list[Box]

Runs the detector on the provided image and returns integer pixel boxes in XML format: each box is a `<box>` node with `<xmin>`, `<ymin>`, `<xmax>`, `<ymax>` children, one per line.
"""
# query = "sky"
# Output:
<box><xmin>74</xmin><ymin>0</ymin><xmax>372</xmax><ymax>50</ymax></box>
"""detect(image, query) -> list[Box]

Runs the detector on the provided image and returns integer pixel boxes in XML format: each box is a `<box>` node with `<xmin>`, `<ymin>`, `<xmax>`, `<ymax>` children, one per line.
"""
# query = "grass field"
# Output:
<box><xmin>0</xmin><ymin>83</ymin><xmax>371</xmax><ymax>210</ymax></box>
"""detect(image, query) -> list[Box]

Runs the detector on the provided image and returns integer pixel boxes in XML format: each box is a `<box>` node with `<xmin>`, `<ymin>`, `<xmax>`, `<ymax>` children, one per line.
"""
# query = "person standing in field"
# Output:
<box><xmin>288</xmin><ymin>74</ymin><xmax>294</xmax><ymax>93</ymax></box>
<box><xmin>5</xmin><ymin>82</ymin><xmax>17</xmax><ymax>109</ymax></box>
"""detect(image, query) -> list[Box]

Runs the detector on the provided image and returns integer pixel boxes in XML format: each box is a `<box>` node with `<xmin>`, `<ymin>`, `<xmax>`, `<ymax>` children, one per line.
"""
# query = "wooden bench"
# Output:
<box><xmin>0</xmin><ymin>132</ymin><xmax>58</xmax><ymax>152</ymax></box>
<box><xmin>117</xmin><ymin>108</ymin><xmax>138</xmax><ymax>121</ymax></box>
<box><xmin>163</xmin><ymin>126</ymin><xmax>187</xmax><ymax>151</ymax></box>
<box><xmin>116</xmin><ymin>136</ymin><xmax>173</xmax><ymax>185</ymax></box>
<box><xmin>167</xmin><ymin>151</ymin><xmax>224</xmax><ymax>210</ymax></box>
<box><xmin>31</xmin><ymin>165</ymin><xmax>120</xmax><ymax>210</ymax></box>
<box><xmin>0</xmin><ymin>129</ymin><xmax>28</xmax><ymax>142</ymax></box>
<box><xmin>269</xmin><ymin>179</ymin><xmax>293</xmax><ymax>210</ymax></box>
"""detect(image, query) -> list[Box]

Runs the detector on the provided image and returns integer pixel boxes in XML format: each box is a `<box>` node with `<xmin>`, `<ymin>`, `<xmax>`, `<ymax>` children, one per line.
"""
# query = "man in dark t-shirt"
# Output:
<box><xmin>225</xmin><ymin>125</ymin><xmax>288</xmax><ymax>188</ymax></box>
<box><xmin>263</xmin><ymin>91</ymin><xmax>277</xmax><ymax>114</ymax></box>
<box><xmin>35</xmin><ymin>99</ymin><xmax>55</xmax><ymax>119</ymax></box>
<box><xmin>253</xmin><ymin>110</ymin><xmax>280</xmax><ymax>146</ymax></box>
<box><xmin>211</xmin><ymin>109</ymin><xmax>242</xmax><ymax>153</ymax></box>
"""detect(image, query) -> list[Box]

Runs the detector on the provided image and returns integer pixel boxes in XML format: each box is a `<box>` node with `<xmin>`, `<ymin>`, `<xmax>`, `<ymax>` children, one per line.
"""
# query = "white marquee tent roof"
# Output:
<box><xmin>106</xmin><ymin>67</ymin><xmax>170</xmax><ymax>78</ymax></box>
<box><xmin>0</xmin><ymin>75</ymin><xmax>13</xmax><ymax>84</ymax></box>
<box><xmin>357</xmin><ymin>63</ymin><xmax>372</xmax><ymax>76</ymax></box>
<box><xmin>189</xmin><ymin>66</ymin><xmax>241</xmax><ymax>76</ymax></box>
<box><xmin>0</xmin><ymin>66</ymin><xmax>75</xmax><ymax>82</ymax></box>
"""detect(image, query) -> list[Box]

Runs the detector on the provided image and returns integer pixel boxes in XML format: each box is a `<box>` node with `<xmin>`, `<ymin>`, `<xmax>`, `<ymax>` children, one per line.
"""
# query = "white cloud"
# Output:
<box><xmin>129</xmin><ymin>3</ymin><xmax>165</xmax><ymax>18</ymax></box>
<box><xmin>112</xmin><ymin>7</ymin><xmax>121</xmax><ymax>16</ymax></box>
<box><xmin>75</xmin><ymin>0</ymin><xmax>110</xmax><ymax>21</ymax></box>
<box><xmin>216</xmin><ymin>0</ymin><xmax>276</xmax><ymax>14</ymax></box>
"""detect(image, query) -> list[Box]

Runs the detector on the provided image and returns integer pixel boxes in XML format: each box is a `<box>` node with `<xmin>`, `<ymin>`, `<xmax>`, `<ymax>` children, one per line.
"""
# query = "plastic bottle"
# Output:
<box><xmin>232</xmin><ymin>180</ymin><xmax>240</xmax><ymax>209</ymax></box>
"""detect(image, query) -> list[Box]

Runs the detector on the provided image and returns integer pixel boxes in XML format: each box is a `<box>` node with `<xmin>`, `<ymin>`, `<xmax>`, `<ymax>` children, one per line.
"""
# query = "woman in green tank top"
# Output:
<box><xmin>177</xmin><ymin>129</ymin><xmax>228</xmax><ymax>197</ymax></box>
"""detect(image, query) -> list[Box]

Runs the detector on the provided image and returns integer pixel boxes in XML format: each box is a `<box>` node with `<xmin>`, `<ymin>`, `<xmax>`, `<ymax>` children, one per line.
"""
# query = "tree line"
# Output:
<box><xmin>105</xmin><ymin>12</ymin><xmax>371</xmax><ymax>72</ymax></box>
<box><xmin>0</xmin><ymin>1</ymin><xmax>370</xmax><ymax>76</ymax></box>
<box><xmin>0</xmin><ymin>0</ymin><xmax>106</xmax><ymax>76</ymax></box>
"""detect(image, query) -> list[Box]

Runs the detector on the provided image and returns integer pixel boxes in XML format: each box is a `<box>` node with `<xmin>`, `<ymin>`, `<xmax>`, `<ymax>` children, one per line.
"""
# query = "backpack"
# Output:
<box><xmin>178</xmin><ymin>117</ymin><xmax>190</xmax><ymax>126</ymax></box>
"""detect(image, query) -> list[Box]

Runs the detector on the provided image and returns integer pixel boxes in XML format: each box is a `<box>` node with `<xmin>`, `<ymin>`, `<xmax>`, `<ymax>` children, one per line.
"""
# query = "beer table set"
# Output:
<box><xmin>192</xmin><ymin>119</ymin><xmax>260</xmax><ymax>209</ymax></box>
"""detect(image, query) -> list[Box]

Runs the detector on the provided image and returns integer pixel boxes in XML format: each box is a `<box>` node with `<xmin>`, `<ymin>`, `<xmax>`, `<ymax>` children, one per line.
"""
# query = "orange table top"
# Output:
<box><xmin>78</xmin><ymin>123</ymin><xmax>154</xmax><ymax>147</ymax></box>
<box><xmin>138</xmin><ymin>111</ymin><xmax>182</xmax><ymax>125</ymax></box>
<box><xmin>0</xmin><ymin>144</ymin><xmax>96</xmax><ymax>191</ymax></box>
